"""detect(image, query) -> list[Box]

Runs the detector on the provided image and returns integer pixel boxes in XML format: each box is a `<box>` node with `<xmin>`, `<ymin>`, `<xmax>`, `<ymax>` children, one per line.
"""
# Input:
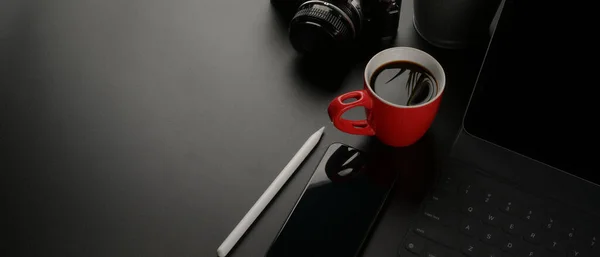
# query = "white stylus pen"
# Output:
<box><xmin>216</xmin><ymin>126</ymin><xmax>326</xmax><ymax>257</ymax></box>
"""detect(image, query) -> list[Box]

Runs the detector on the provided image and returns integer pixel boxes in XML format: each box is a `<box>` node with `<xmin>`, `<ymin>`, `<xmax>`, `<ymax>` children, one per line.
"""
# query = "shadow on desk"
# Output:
<box><xmin>357</xmin><ymin>133</ymin><xmax>438</xmax><ymax>205</ymax></box>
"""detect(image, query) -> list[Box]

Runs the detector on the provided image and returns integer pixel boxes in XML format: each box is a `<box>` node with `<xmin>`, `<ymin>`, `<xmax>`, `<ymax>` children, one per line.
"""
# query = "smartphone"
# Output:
<box><xmin>266</xmin><ymin>143</ymin><xmax>398</xmax><ymax>257</ymax></box>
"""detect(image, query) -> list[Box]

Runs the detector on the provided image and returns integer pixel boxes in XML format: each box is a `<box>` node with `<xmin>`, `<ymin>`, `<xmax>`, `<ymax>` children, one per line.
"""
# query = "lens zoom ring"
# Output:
<box><xmin>293</xmin><ymin>7</ymin><xmax>350</xmax><ymax>38</ymax></box>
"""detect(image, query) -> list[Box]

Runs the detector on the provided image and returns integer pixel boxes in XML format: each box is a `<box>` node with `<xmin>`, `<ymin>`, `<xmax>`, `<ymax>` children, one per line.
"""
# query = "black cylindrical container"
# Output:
<box><xmin>413</xmin><ymin>0</ymin><xmax>502</xmax><ymax>49</ymax></box>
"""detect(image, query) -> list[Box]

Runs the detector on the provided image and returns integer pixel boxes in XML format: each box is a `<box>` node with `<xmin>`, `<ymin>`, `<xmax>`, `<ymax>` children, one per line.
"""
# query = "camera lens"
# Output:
<box><xmin>289</xmin><ymin>0</ymin><xmax>362</xmax><ymax>54</ymax></box>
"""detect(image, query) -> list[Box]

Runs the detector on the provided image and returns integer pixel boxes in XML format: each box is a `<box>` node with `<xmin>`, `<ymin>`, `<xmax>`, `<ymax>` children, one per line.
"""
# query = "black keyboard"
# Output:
<box><xmin>398</xmin><ymin>162</ymin><xmax>599</xmax><ymax>257</ymax></box>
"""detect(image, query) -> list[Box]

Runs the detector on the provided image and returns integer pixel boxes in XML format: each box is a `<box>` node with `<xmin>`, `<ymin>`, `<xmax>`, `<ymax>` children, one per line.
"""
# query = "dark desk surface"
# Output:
<box><xmin>0</xmin><ymin>0</ymin><xmax>486</xmax><ymax>256</ymax></box>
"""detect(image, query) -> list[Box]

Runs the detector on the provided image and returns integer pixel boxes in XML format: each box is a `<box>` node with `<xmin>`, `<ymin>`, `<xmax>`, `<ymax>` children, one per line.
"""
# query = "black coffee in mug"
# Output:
<box><xmin>370</xmin><ymin>61</ymin><xmax>438</xmax><ymax>106</ymax></box>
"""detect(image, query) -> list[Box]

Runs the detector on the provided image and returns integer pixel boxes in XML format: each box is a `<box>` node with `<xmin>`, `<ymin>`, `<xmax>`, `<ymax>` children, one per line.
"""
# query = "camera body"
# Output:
<box><xmin>272</xmin><ymin>0</ymin><xmax>400</xmax><ymax>54</ymax></box>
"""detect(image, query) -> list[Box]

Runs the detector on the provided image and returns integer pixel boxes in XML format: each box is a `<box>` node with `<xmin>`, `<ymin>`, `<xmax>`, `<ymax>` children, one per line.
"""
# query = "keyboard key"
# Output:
<box><xmin>480</xmin><ymin>245</ymin><xmax>503</xmax><ymax>257</ymax></box>
<box><xmin>462</xmin><ymin>185</ymin><xmax>499</xmax><ymax>209</ymax></box>
<box><xmin>543</xmin><ymin>237</ymin><xmax>567</xmax><ymax>254</ymax></box>
<box><xmin>480</xmin><ymin>225</ymin><xmax>503</xmax><ymax>247</ymax></box>
<box><xmin>459</xmin><ymin>183</ymin><xmax>476</xmax><ymax>196</ymax></box>
<box><xmin>422</xmin><ymin>206</ymin><xmax>443</xmax><ymax>222</ymax></box>
<box><xmin>521</xmin><ymin>208</ymin><xmax>543</xmax><ymax>225</ymax></box>
<box><xmin>422</xmin><ymin>205</ymin><xmax>460</xmax><ymax>228</ymax></box>
<box><xmin>500</xmin><ymin>236</ymin><xmax>523</xmax><ymax>255</ymax></box>
<box><xmin>462</xmin><ymin>203</ymin><xmax>478</xmax><ymax>216</ymax></box>
<box><xmin>423</xmin><ymin>244</ymin><xmax>449</xmax><ymax>257</ymax></box>
<box><xmin>429</xmin><ymin>189</ymin><xmax>458</xmax><ymax>208</ymax></box>
<box><xmin>439</xmin><ymin>175</ymin><xmax>459</xmax><ymax>193</ymax></box>
<box><xmin>479</xmin><ymin>190</ymin><xmax>498</xmax><ymax>207</ymax></box>
<box><xmin>461</xmin><ymin>237</ymin><xmax>483</xmax><ymax>257</ymax></box>
<box><xmin>499</xmin><ymin>199</ymin><xmax>520</xmax><ymax>216</ymax></box>
<box><xmin>542</xmin><ymin>217</ymin><xmax>557</xmax><ymax>231</ymax></box>
<box><xmin>522</xmin><ymin>245</ymin><xmax>541</xmax><ymax>257</ymax></box>
<box><xmin>430</xmin><ymin>189</ymin><xmax>454</xmax><ymax>204</ymax></box>
<box><xmin>578</xmin><ymin>232</ymin><xmax>597</xmax><ymax>251</ymax></box>
<box><xmin>542</xmin><ymin>209</ymin><xmax>568</xmax><ymax>233</ymax></box>
<box><xmin>480</xmin><ymin>209</ymin><xmax>503</xmax><ymax>227</ymax></box>
<box><xmin>414</xmin><ymin>222</ymin><xmax>458</xmax><ymax>249</ymax></box>
<box><xmin>569</xmin><ymin>241</ymin><xmax>592</xmax><ymax>256</ymax></box>
<box><xmin>405</xmin><ymin>234</ymin><xmax>425</xmax><ymax>255</ymax></box>
<box><xmin>563</xmin><ymin>226</ymin><xmax>577</xmax><ymax>241</ymax></box>
<box><xmin>556</xmin><ymin>229</ymin><xmax>585</xmax><ymax>254</ymax></box>
<box><xmin>542</xmin><ymin>218</ymin><xmax>553</xmax><ymax>230</ymax></box>
<box><xmin>567</xmin><ymin>248</ymin><xmax>585</xmax><ymax>257</ymax></box>
<box><xmin>461</xmin><ymin>217</ymin><xmax>481</xmax><ymax>237</ymax></box>
<box><xmin>523</xmin><ymin>228</ymin><xmax>543</xmax><ymax>245</ymax></box>
<box><xmin>539</xmin><ymin>249</ymin><xmax>562</xmax><ymax>257</ymax></box>
<box><xmin>501</xmin><ymin>216</ymin><xmax>524</xmax><ymax>235</ymax></box>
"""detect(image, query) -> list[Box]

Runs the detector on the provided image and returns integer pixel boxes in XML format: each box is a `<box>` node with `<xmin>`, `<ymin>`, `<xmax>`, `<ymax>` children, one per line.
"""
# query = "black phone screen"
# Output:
<box><xmin>266</xmin><ymin>143</ymin><xmax>397</xmax><ymax>257</ymax></box>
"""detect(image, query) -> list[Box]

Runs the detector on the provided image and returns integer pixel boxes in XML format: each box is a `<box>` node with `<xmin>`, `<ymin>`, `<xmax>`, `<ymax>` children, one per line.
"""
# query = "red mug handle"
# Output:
<box><xmin>327</xmin><ymin>90</ymin><xmax>375</xmax><ymax>136</ymax></box>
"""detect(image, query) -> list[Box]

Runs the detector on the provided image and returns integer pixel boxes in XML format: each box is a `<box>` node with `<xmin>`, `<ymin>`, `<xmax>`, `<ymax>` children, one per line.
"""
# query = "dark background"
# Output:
<box><xmin>0</xmin><ymin>0</ymin><xmax>487</xmax><ymax>256</ymax></box>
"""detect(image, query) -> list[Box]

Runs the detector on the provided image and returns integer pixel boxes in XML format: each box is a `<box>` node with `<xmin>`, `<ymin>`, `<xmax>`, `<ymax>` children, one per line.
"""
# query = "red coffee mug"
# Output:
<box><xmin>328</xmin><ymin>47</ymin><xmax>446</xmax><ymax>147</ymax></box>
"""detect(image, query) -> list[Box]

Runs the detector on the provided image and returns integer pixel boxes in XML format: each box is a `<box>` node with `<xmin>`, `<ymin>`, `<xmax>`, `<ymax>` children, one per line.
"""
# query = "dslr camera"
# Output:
<box><xmin>272</xmin><ymin>0</ymin><xmax>400</xmax><ymax>54</ymax></box>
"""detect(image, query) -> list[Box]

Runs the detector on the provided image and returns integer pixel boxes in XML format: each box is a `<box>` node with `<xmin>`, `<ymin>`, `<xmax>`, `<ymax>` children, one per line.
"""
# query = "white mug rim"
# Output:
<box><xmin>364</xmin><ymin>47</ymin><xmax>446</xmax><ymax>109</ymax></box>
